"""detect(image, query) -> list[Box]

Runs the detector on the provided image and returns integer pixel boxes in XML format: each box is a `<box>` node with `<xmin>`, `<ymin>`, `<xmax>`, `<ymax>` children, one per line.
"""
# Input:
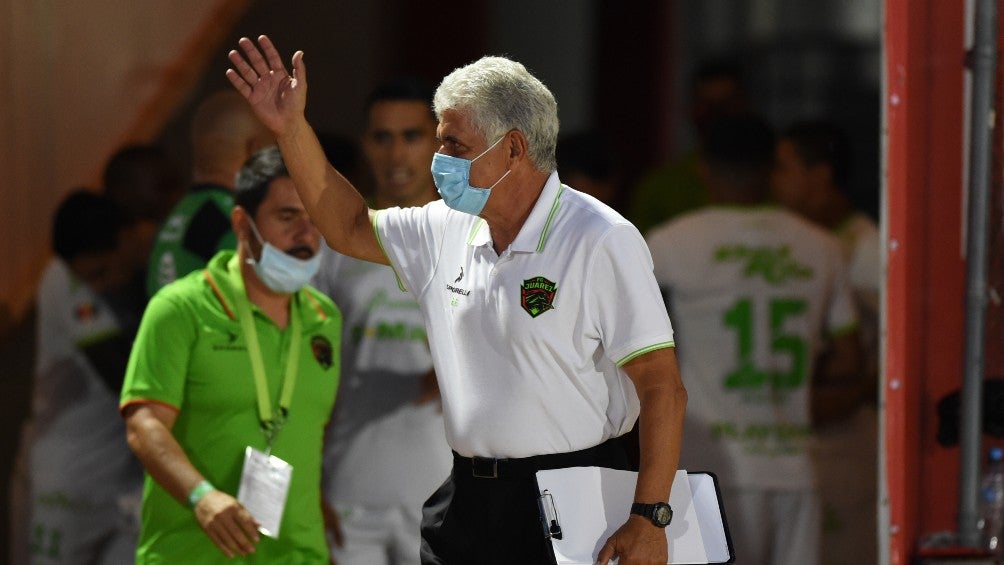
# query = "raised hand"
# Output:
<box><xmin>193</xmin><ymin>489</ymin><xmax>261</xmax><ymax>558</ymax></box>
<box><xmin>226</xmin><ymin>35</ymin><xmax>307</xmax><ymax>137</ymax></box>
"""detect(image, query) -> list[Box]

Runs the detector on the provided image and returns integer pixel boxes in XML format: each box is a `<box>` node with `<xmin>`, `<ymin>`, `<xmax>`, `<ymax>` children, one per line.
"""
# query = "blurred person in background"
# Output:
<box><xmin>104</xmin><ymin>143</ymin><xmax>186</xmax><ymax>227</ymax></box>
<box><xmin>312</xmin><ymin>77</ymin><xmax>449</xmax><ymax>565</ymax></box>
<box><xmin>146</xmin><ymin>90</ymin><xmax>273</xmax><ymax>297</ymax></box>
<box><xmin>647</xmin><ymin>114</ymin><xmax>860</xmax><ymax>565</ymax></box>
<box><xmin>327</xmin><ymin>372</ymin><xmax>450</xmax><ymax>565</ymax></box>
<box><xmin>773</xmin><ymin>119</ymin><xmax>880</xmax><ymax>565</ymax></box>
<box><xmin>557</xmin><ymin>129</ymin><xmax>625</xmax><ymax>212</ymax></box>
<box><xmin>11</xmin><ymin>142</ymin><xmax>184</xmax><ymax>564</ymax></box>
<box><xmin>628</xmin><ymin>59</ymin><xmax>749</xmax><ymax>235</ymax></box>
<box><xmin>18</xmin><ymin>189</ymin><xmax>151</xmax><ymax>564</ymax></box>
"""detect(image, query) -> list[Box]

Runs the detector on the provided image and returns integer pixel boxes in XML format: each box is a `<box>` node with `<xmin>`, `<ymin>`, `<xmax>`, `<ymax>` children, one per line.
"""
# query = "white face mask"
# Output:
<box><xmin>244</xmin><ymin>216</ymin><xmax>320</xmax><ymax>294</ymax></box>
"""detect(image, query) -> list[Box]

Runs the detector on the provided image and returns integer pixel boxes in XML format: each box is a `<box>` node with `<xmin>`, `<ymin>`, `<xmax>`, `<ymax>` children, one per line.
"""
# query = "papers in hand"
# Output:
<box><xmin>534</xmin><ymin>467</ymin><xmax>733</xmax><ymax>564</ymax></box>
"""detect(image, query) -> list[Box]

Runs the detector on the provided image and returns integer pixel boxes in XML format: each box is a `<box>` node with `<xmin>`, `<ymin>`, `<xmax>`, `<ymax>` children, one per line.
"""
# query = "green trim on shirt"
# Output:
<box><xmin>467</xmin><ymin>218</ymin><xmax>486</xmax><ymax>244</ymax></box>
<box><xmin>372</xmin><ymin>210</ymin><xmax>408</xmax><ymax>292</ymax></box>
<box><xmin>616</xmin><ymin>341</ymin><xmax>676</xmax><ymax>366</ymax></box>
<box><xmin>537</xmin><ymin>184</ymin><xmax>566</xmax><ymax>252</ymax></box>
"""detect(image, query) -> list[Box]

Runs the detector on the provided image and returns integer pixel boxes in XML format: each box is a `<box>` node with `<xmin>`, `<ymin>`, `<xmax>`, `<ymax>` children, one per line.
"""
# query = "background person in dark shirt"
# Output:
<box><xmin>146</xmin><ymin>90</ymin><xmax>272</xmax><ymax>296</ymax></box>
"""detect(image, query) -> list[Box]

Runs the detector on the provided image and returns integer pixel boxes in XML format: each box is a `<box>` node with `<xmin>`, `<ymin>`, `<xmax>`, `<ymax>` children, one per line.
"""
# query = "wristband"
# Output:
<box><xmin>188</xmin><ymin>480</ymin><xmax>216</xmax><ymax>508</ymax></box>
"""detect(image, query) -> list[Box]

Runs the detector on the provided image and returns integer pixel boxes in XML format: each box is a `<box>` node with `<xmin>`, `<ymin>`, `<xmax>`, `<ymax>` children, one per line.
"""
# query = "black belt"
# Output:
<box><xmin>453</xmin><ymin>437</ymin><xmax>626</xmax><ymax>480</ymax></box>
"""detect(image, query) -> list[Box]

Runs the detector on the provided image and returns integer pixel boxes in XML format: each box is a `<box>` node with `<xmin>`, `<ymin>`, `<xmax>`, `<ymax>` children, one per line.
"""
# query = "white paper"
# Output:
<box><xmin>687</xmin><ymin>473</ymin><xmax>732</xmax><ymax>563</ymax></box>
<box><xmin>237</xmin><ymin>447</ymin><xmax>293</xmax><ymax>538</ymax></box>
<box><xmin>535</xmin><ymin>467</ymin><xmax>731</xmax><ymax>564</ymax></box>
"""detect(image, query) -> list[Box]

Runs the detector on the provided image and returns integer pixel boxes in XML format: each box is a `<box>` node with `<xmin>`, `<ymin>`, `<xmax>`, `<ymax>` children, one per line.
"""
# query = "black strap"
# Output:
<box><xmin>453</xmin><ymin>436</ymin><xmax>628</xmax><ymax>480</ymax></box>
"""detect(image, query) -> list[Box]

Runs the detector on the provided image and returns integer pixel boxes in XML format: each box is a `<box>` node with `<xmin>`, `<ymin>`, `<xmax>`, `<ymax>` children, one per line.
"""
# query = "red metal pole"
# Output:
<box><xmin>884</xmin><ymin>0</ymin><xmax>968</xmax><ymax>562</ymax></box>
<box><xmin>883</xmin><ymin>2</ymin><xmax>925</xmax><ymax>561</ymax></box>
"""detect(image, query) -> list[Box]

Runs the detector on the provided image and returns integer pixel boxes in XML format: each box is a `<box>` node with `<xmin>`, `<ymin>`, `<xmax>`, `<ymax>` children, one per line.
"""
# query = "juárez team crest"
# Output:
<box><xmin>520</xmin><ymin>276</ymin><xmax>557</xmax><ymax>318</ymax></box>
<box><xmin>311</xmin><ymin>335</ymin><xmax>333</xmax><ymax>369</ymax></box>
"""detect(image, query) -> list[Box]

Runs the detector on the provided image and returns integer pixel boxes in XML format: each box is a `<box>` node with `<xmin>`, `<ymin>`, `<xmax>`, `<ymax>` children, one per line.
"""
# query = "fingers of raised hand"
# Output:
<box><xmin>227</xmin><ymin>46</ymin><xmax>259</xmax><ymax>86</ymax></box>
<box><xmin>258</xmin><ymin>35</ymin><xmax>288</xmax><ymax>76</ymax></box>
<box><xmin>292</xmin><ymin>50</ymin><xmax>306</xmax><ymax>84</ymax></box>
<box><xmin>224</xmin><ymin>67</ymin><xmax>250</xmax><ymax>98</ymax></box>
<box><xmin>238</xmin><ymin>36</ymin><xmax>275</xmax><ymax>79</ymax></box>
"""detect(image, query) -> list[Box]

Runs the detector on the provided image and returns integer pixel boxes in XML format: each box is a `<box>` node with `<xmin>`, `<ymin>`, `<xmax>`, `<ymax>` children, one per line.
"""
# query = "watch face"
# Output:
<box><xmin>655</xmin><ymin>505</ymin><xmax>673</xmax><ymax>526</ymax></box>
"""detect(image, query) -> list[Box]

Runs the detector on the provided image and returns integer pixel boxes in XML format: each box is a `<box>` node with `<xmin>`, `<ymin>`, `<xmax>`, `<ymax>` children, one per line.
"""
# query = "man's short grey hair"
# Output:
<box><xmin>434</xmin><ymin>56</ymin><xmax>559</xmax><ymax>172</ymax></box>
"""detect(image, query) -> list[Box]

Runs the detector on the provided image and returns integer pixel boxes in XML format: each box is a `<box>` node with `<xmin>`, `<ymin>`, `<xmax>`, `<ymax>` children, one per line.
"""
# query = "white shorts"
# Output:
<box><xmin>722</xmin><ymin>488</ymin><xmax>821</xmax><ymax>565</ymax></box>
<box><xmin>812</xmin><ymin>406</ymin><xmax>879</xmax><ymax>565</ymax></box>
<box><xmin>329</xmin><ymin>503</ymin><xmax>421</xmax><ymax>565</ymax></box>
<box><xmin>27</xmin><ymin>415</ymin><xmax>143</xmax><ymax>564</ymax></box>
<box><xmin>28</xmin><ymin>487</ymin><xmax>138</xmax><ymax>565</ymax></box>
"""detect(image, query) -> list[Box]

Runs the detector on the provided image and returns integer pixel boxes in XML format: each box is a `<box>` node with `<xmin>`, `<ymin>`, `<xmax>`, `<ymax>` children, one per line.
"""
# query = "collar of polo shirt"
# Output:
<box><xmin>466</xmin><ymin>172</ymin><xmax>566</xmax><ymax>253</ymax></box>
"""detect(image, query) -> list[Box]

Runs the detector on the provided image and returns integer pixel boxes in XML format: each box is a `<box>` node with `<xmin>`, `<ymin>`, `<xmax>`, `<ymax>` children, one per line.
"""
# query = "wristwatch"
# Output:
<box><xmin>630</xmin><ymin>501</ymin><xmax>673</xmax><ymax>528</ymax></box>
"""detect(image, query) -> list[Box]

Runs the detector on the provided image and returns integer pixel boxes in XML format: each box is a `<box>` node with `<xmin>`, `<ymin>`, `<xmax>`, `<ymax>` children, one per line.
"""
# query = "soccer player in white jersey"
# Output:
<box><xmin>647</xmin><ymin>115</ymin><xmax>861</xmax><ymax>565</ymax></box>
<box><xmin>328</xmin><ymin>372</ymin><xmax>451</xmax><ymax>565</ymax></box>
<box><xmin>20</xmin><ymin>191</ymin><xmax>148</xmax><ymax>564</ymax></box>
<box><xmin>228</xmin><ymin>36</ymin><xmax>687</xmax><ymax>565</ymax></box>
<box><xmin>773</xmin><ymin>119</ymin><xmax>881</xmax><ymax>565</ymax></box>
<box><xmin>313</xmin><ymin>78</ymin><xmax>451</xmax><ymax>565</ymax></box>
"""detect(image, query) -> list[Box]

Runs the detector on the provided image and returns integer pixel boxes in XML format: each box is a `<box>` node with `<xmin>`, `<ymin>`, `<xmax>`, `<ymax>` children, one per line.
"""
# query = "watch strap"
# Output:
<box><xmin>631</xmin><ymin>501</ymin><xmax>657</xmax><ymax>517</ymax></box>
<box><xmin>630</xmin><ymin>501</ymin><xmax>672</xmax><ymax>527</ymax></box>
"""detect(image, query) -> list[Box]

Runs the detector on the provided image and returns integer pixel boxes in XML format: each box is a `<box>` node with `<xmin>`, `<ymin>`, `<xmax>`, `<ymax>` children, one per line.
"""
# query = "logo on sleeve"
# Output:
<box><xmin>520</xmin><ymin>276</ymin><xmax>557</xmax><ymax>318</ymax></box>
<box><xmin>311</xmin><ymin>335</ymin><xmax>334</xmax><ymax>370</ymax></box>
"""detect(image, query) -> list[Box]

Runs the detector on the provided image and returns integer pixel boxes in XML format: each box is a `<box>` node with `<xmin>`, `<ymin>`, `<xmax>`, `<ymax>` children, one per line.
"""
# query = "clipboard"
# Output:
<box><xmin>535</xmin><ymin>467</ymin><xmax>734</xmax><ymax>564</ymax></box>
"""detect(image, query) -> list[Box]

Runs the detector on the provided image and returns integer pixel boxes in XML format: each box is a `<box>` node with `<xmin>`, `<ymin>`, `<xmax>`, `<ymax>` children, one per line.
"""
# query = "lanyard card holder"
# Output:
<box><xmin>237</xmin><ymin>446</ymin><xmax>293</xmax><ymax>538</ymax></box>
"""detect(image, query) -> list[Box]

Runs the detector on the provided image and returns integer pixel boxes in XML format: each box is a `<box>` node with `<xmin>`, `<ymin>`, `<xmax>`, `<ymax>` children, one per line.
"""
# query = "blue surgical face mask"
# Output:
<box><xmin>244</xmin><ymin>217</ymin><xmax>321</xmax><ymax>294</ymax></box>
<box><xmin>431</xmin><ymin>135</ymin><xmax>512</xmax><ymax>216</ymax></box>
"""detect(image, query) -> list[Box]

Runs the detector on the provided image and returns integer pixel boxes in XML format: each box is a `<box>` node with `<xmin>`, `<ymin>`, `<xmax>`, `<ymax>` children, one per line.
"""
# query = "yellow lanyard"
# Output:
<box><xmin>234</xmin><ymin>275</ymin><xmax>302</xmax><ymax>450</ymax></box>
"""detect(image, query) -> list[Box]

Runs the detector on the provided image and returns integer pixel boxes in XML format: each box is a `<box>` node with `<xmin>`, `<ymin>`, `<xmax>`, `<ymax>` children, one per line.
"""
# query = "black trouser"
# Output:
<box><xmin>420</xmin><ymin>437</ymin><xmax>631</xmax><ymax>565</ymax></box>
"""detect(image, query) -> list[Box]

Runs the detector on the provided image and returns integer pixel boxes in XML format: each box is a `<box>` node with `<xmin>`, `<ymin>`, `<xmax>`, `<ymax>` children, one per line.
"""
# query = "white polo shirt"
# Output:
<box><xmin>374</xmin><ymin>172</ymin><xmax>674</xmax><ymax>458</ymax></box>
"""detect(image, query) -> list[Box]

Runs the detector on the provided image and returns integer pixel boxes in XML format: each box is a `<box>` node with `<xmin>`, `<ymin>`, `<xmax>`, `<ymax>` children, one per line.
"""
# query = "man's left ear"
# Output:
<box><xmin>507</xmin><ymin>130</ymin><xmax>529</xmax><ymax>164</ymax></box>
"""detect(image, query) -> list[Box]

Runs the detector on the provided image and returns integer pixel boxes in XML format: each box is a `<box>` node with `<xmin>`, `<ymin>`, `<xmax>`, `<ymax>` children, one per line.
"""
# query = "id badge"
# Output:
<box><xmin>236</xmin><ymin>446</ymin><xmax>293</xmax><ymax>538</ymax></box>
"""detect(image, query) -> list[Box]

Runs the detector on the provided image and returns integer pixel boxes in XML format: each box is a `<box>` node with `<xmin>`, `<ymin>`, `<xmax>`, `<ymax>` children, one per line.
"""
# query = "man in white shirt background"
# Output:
<box><xmin>313</xmin><ymin>78</ymin><xmax>451</xmax><ymax>565</ymax></box>
<box><xmin>647</xmin><ymin>114</ymin><xmax>860</xmax><ymax>565</ymax></box>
